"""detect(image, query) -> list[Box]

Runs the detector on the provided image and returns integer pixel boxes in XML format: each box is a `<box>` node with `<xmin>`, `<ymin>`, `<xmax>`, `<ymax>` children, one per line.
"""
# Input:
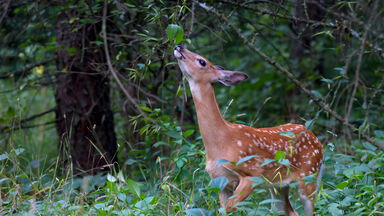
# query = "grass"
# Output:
<box><xmin>2</xmin><ymin>128</ymin><xmax>384</xmax><ymax>215</ymax></box>
<box><xmin>1</xmin><ymin>81</ymin><xmax>384</xmax><ymax>215</ymax></box>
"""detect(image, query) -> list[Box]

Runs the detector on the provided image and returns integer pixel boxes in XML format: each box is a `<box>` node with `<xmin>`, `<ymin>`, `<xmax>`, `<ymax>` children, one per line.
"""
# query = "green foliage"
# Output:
<box><xmin>1</xmin><ymin>0</ymin><xmax>384</xmax><ymax>215</ymax></box>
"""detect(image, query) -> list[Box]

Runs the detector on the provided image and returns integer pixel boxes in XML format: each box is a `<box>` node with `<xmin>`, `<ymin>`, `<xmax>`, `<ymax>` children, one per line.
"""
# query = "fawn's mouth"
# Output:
<box><xmin>174</xmin><ymin>45</ymin><xmax>186</xmax><ymax>60</ymax></box>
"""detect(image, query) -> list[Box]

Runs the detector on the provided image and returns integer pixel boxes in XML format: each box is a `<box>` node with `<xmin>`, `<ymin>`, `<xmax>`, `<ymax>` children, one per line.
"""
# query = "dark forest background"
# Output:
<box><xmin>0</xmin><ymin>0</ymin><xmax>383</xmax><ymax>215</ymax></box>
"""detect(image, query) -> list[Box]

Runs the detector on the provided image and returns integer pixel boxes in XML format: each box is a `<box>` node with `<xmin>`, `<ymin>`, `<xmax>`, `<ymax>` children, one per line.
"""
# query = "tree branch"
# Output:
<box><xmin>197</xmin><ymin>1</ymin><xmax>383</xmax><ymax>150</ymax></box>
<box><xmin>218</xmin><ymin>0</ymin><xmax>384</xmax><ymax>58</ymax></box>
<box><xmin>0</xmin><ymin>56</ymin><xmax>57</xmax><ymax>79</ymax></box>
<box><xmin>102</xmin><ymin>0</ymin><xmax>153</xmax><ymax>122</ymax></box>
<box><xmin>0</xmin><ymin>108</ymin><xmax>56</xmax><ymax>133</ymax></box>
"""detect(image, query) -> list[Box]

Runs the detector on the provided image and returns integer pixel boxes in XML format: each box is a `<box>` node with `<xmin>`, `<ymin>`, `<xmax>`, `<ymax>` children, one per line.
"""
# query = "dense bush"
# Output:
<box><xmin>1</xmin><ymin>0</ymin><xmax>384</xmax><ymax>215</ymax></box>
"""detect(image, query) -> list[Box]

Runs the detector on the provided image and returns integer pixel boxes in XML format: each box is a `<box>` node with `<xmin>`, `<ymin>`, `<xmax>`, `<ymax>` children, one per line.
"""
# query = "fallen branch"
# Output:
<box><xmin>197</xmin><ymin>1</ymin><xmax>383</xmax><ymax>150</ymax></box>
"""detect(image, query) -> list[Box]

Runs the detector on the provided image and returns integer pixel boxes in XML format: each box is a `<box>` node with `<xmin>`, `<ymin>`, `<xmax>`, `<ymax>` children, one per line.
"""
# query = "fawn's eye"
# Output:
<box><xmin>198</xmin><ymin>59</ymin><xmax>206</xmax><ymax>67</ymax></box>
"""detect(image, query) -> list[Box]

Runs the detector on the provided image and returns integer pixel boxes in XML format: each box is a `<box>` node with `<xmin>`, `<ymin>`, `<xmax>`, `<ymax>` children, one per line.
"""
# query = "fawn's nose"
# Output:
<box><xmin>175</xmin><ymin>45</ymin><xmax>184</xmax><ymax>51</ymax></box>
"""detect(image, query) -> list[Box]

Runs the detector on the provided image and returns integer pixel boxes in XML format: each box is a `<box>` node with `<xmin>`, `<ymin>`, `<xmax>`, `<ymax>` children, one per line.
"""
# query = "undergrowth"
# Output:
<box><xmin>1</xmin><ymin>122</ymin><xmax>384</xmax><ymax>215</ymax></box>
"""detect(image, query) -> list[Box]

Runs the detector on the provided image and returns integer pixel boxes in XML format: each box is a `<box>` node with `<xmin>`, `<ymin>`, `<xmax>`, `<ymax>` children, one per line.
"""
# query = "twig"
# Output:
<box><xmin>0</xmin><ymin>0</ymin><xmax>10</xmax><ymax>27</ymax></box>
<box><xmin>345</xmin><ymin>0</ymin><xmax>378</xmax><ymax>140</ymax></box>
<box><xmin>20</xmin><ymin>107</ymin><xmax>56</xmax><ymax>123</ymax></box>
<box><xmin>0</xmin><ymin>56</ymin><xmax>57</xmax><ymax>79</ymax></box>
<box><xmin>197</xmin><ymin>1</ymin><xmax>383</xmax><ymax>150</ymax></box>
<box><xmin>102</xmin><ymin>0</ymin><xmax>153</xmax><ymax>122</ymax></box>
<box><xmin>1</xmin><ymin>121</ymin><xmax>57</xmax><ymax>133</ymax></box>
<box><xmin>218</xmin><ymin>0</ymin><xmax>384</xmax><ymax>58</ymax></box>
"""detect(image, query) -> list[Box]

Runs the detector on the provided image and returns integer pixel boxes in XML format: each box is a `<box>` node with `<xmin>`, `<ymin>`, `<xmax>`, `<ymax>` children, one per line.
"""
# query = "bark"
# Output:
<box><xmin>55</xmin><ymin>1</ymin><xmax>117</xmax><ymax>174</ymax></box>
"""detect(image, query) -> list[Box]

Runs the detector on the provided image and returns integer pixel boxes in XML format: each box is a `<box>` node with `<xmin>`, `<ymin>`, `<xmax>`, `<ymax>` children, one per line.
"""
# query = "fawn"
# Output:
<box><xmin>174</xmin><ymin>45</ymin><xmax>324</xmax><ymax>215</ymax></box>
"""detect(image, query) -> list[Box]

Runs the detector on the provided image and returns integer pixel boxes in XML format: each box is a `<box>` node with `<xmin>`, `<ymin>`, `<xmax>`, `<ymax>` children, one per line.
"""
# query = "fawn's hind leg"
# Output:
<box><xmin>298</xmin><ymin>181</ymin><xmax>316</xmax><ymax>215</ymax></box>
<box><xmin>270</xmin><ymin>186</ymin><xmax>298</xmax><ymax>216</ymax></box>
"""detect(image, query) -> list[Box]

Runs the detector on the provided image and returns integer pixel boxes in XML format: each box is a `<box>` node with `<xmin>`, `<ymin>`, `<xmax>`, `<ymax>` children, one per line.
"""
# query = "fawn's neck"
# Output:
<box><xmin>188</xmin><ymin>81</ymin><xmax>230</xmax><ymax>159</ymax></box>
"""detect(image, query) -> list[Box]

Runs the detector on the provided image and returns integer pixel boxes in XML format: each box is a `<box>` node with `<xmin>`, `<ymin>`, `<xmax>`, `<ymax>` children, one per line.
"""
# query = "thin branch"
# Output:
<box><xmin>102</xmin><ymin>0</ymin><xmax>153</xmax><ymax>122</ymax></box>
<box><xmin>197</xmin><ymin>1</ymin><xmax>383</xmax><ymax>150</ymax></box>
<box><xmin>218</xmin><ymin>0</ymin><xmax>384</xmax><ymax>58</ymax></box>
<box><xmin>20</xmin><ymin>107</ymin><xmax>56</xmax><ymax>123</ymax></box>
<box><xmin>0</xmin><ymin>56</ymin><xmax>57</xmax><ymax>79</ymax></box>
<box><xmin>1</xmin><ymin>121</ymin><xmax>57</xmax><ymax>133</ymax></box>
<box><xmin>0</xmin><ymin>0</ymin><xmax>10</xmax><ymax>27</ymax></box>
<box><xmin>345</xmin><ymin>0</ymin><xmax>378</xmax><ymax>139</ymax></box>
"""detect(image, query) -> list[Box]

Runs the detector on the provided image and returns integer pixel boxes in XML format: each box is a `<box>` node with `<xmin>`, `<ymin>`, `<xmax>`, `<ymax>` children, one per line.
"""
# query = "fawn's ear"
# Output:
<box><xmin>217</xmin><ymin>70</ymin><xmax>248</xmax><ymax>86</ymax></box>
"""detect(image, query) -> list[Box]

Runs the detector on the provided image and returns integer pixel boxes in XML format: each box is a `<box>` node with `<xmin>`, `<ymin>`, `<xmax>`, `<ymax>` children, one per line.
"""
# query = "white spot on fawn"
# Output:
<box><xmin>245</xmin><ymin>132</ymin><xmax>251</xmax><ymax>137</ymax></box>
<box><xmin>237</xmin><ymin>140</ymin><xmax>242</xmax><ymax>147</ymax></box>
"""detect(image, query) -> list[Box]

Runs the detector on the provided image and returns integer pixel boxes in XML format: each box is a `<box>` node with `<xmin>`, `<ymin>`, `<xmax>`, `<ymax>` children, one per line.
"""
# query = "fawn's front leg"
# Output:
<box><xmin>225</xmin><ymin>176</ymin><xmax>253</xmax><ymax>212</ymax></box>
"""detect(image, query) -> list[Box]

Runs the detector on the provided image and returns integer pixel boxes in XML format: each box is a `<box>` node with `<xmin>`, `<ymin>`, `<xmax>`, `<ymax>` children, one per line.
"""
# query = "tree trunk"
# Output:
<box><xmin>55</xmin><ymin>1</ymin><xmax>117</xmax><ymax>174</ymax></box>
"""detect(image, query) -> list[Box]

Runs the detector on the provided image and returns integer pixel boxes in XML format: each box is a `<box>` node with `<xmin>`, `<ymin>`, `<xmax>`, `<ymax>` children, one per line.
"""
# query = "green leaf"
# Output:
<box><xmin>153</xmin><ymin>141</ymin><xmax>170</xmax><ymax>147</ymax></box>
<box><xmin>260</xmin><ymin>158</ymin><xmax>275</xmax><ymax>167</ymax></box>
<box><xmin>302</xmin><ymin>174</ymin><xmax>316</xmax><ymax>184</ymax></box>
<box><xmin>320</xmin><ymin>78</ymin><xmax>334</xmax><ymax>84</ymax></box>
<box><xmin>140</xmin><ymin>105</ymin><xmax>152</xmax><ymax>112</ymax></box>
<box><xmin>209</xmin><ymin>176</ymin><xmax>228</xmax><ymax>191</ymax></box>
<box><xmin>165</xmin><ymin>130</ymin><xmax>183</xmax><ymax>139</ymax></box>
<box><xmin>107</xmin><ymin>174</ymin><xmax>116</xmax><ymax>182</ymax></box>
<box><xmin>374</xmin><ymin>130</ymin><xmax>384</xmax><ymax>138</ymax></box>
<box><xmin>0</xmin><ymin>154</ymin><xmax>8</xmax><ymax>161</ymax></box>
<box><xmin>305</xmin><ymin>119</ymin><xmax>313</xmax><ymax>130</ymax></box>
<box><xmin>259</xmin><ymin>199</ymin><xmax>282</xmax><ymax>205</ymax></box>
<box><xmin>336</xmin><ymin>181</ymin><xmax>349</xmax><ymax>190</ymax></box>
<box><xmin>14</xmin><ymin>148</ymin><xmax>24</xmax><ymax>155</ymax></box>
<box><xmin>278</xmin><ymin>159</ymin><xmax>290</xmax><ymax>166</ymax></box>
<box><xmin>311</xmin><ymin>90</ymin><xmax>323</xmax><ymax>99</ymax></box>
<box><xmin>94</xmin><ymin>202</ymin><xmax>106</xmax><ymax>210</ymax></box>
<box><xmin>279</xmin><ymin>131</ymin><xmax>295</xmax><ymax>138</ymax></box>
<box><xmin>249</xmin><ymin>176</ymin><xmax>265</xmax><ymax>187</ymax></box>
<box><xmin>274</xmin><ymin>151</ymin><xmax>285</xmax><ymax>161</ymax></box>
<box><xmin>236</xmin><ymin>155</ymin><xmax>259</xmax><ymax>166</ymax></box>
<box><xmin>328</xmin><ymin>203</ymin><xmax>343</xmax><ymax>215</ymax></box>
<box><xmin>166</xmin><ymin>24</ymin><xmax>184</xmax><ymax>45</ymax></box>
<box><xmin>126</xmin><ymin>178</ymin><xmax>142</xmax><ymax>197</ymax></box>
<box><xmin>184</xmin><ymin>208</ymin><xmax>213</xmax><ymax>216</ymax></box>
<box><xmin>183</xmin><ymin>130</ymin><xmax>194</xmax><ymax>138</ymax></box>
<box><xmin>216</xmin><ymin>159</ymin><xmax>229</xmax><ymax>166</ymax></box>
<box><xmin>6</xmin><ymin>107</ymin><xmax>15</xmax><ymax>117</ymax></box>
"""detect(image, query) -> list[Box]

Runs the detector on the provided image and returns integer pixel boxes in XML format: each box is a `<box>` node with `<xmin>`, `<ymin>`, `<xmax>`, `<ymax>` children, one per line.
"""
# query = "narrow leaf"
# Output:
<box><xmin>209</xmin><ymin>177</ymin><xmax>229</xmax><ymax>191</ymax></box>
<box><xmin>260</xmin><ymin>158</ymin><xmax>275</xmax><ymax>167</ymax></box>
<box><xmin>184</xmin><ymin>208</ymin><xmax>213</xmax><ymax>216</ymax></box>
<box><xmin>236</xmin><ymin>155</ymin><xmax>259</xmax><ymax>166</ymax></box>
<box><xmin>249</xmin><ymin>176</ymin><xmax>265</xmax><ymax>187</ymax></box>
<box><xmin>279</xmin><ymin>131</ymin><xmax>295</xmax><ymax>138</ymax></box>
<box><xmin>216</xmin><ymin>159</ymin><xmax>229</xmax><ymax>166</ymax></box>
<box><xmin>259</xmin><ymin>198</ymin><xmax>282</xmax><ymax>205</ymax></box>
<box><xmin>336</xmin><ymin>181</ymin><xmax>349</xmax><ymax>190</ymax></box>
